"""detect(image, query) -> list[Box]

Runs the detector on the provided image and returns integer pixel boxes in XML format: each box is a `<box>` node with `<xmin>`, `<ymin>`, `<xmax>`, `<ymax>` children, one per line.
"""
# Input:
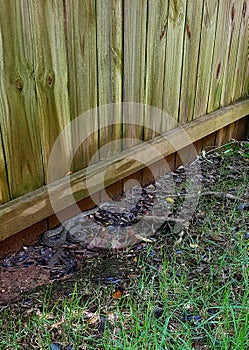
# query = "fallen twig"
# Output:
<box><xmin>136</xmin><ymin>215</ymin><xmax>185</xmax><ymax>223</ymax></box>
<box><xmin>159</xmin><ymin>191</ymin><xmax>244</xmax><ymax>201</ymax></box>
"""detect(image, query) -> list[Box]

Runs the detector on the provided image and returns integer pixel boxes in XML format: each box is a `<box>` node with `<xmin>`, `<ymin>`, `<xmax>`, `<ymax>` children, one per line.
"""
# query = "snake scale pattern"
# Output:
<box><xmin>42</xmin><ymin>185</ymin><xmax>160</xmax><ymax>249</ymax></box>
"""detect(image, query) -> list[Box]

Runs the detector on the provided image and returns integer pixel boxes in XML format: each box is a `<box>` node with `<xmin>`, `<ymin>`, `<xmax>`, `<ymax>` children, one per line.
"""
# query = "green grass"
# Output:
<box><xmin>0</xmin><ymin>141</ymin><xmax>249</xmax><ymax>349</ymax></box>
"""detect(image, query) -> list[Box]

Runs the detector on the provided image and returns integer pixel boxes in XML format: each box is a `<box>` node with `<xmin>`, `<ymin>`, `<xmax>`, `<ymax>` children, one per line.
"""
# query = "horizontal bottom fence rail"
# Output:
<box><xmin>0</xmin><ymin>99</ymin><xmax>249</xmax><ymax>242</ymax></box>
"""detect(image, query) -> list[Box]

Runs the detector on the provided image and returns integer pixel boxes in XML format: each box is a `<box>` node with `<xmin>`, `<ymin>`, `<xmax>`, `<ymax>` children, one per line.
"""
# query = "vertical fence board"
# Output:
<box><xmin>242</xmin><ymin>4</ymin><xmax>249</xmax><ymax>97</ymax></box>
<box><xmin>193</xmin><ymin>0</ymin><xmax>218</xmax><ymax>119</ymax></box>
<box><xmin>234</xmin><ymin>1</ymin><xmax>249</xmax><ymax>99</ymax></box>
<box><xmin>33</xmin><ymin>0</ymin><xmax>71</xmax><ymax>181</ymax></box>
<box><xmin>0</xmin><ymin>0</ymin><xmax>248</xmax><ymax>221</ymax></box>
<box><xmin>236</xmin><ymin>116</ymin><xmax>249</xmax><ymax>139</ymax></box>
<box><xmin>0</xmin><ymin>0</ymin><xmax>44</xmax><ymax>198</ymax></box>
<box><xmin>221</xmin><ymin>0</ymin><xmax>244</xmax><ymax>106</ymax></box>
<box><xmin>0</xmin><ymin>132</ymin><xmax>9</xmax><ymax>205</ymax></box>
<box><xmin>178</xmin><ymin>0</ymin><xmax>203</xmax><ymax>124</ymax></box>
<box><xmin>162</xmin><ymin>0</ymin><xmax>186</xmax><ymax>126</ymax></box>
<box><xmin>64</xmin><ymin>0</ymin><xmax>98</xmax><ymax>172</ymax></box>
<box><xmin>96</xmin><ymin>0</ymin><xmax>123</xmax><ymax>159</ymax></box>
<box><xmin>0</xmin><ymin>25</ymin><xmax>10</xmax><ymax>205</ymax></box>
<box><xmin>208</xmin><ymin>1</ymin><xmax>231</xmax><ymax>112</ymax></box>
<box><xmin>144</xmin><ymin>0</ymin><xmax>168</xmax><ymax>140</ymax></box>
<box><xmin>123</xmin><ymin>0</ymin><xmax>147</xmax><ymax>148</ymax></box>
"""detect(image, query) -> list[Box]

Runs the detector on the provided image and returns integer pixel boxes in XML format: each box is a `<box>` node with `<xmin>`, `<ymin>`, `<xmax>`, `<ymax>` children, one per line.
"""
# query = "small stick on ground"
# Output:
<box><xmin>136</xmin><ymin>216</ymin><xmax>185</xmax><ymax>223</ymax></box>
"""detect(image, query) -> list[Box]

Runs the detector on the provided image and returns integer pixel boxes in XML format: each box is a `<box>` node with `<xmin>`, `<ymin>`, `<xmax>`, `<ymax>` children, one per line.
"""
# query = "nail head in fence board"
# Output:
<box><xmin>96</xmin><ymin>0</ymin><xmax>123</xmax><ymax>159</ymax></box>
<box><xmin>144</xmin><ymin>0</ymin><xmax>168</xmax><ymax>139</ymax></box>
<box><xmin>193</xmin><ymin>0</ymin><xmax>219</xmax><ymax>119</ymax></box>
<box><xmin>1</xmin><ymin>99</ymin><xmax>249</xmax><ymax>241</ymax></box>
<box><xmin>0</xmin><ymin>1</ymin><xmax>44</xmax><ymax>198</ymax></box>
<box><xmin>163</xmin><ymin>0</ymin><xmax>186</xmax><ymax>124</ymax></box>
<box><xmin>123</xmin><ymin>0</ymin><xmax>147</xmax><ymax>148</ymax></box>
<box><xmin>64</xmin><ymin>0</ymin><xmax>98</xmax><ymax>171</ymax></box>
<box><xmin>221</xmin><ymin>0</ymin><xmax>244</xmax><ymax>107</ymax></box>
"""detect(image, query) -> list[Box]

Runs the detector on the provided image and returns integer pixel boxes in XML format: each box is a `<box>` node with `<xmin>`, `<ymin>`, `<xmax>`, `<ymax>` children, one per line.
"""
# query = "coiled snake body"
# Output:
<box><xmin>42</xmin><ymin>186</ymin><xmax>157</xmax><ymax>249</ymax></box>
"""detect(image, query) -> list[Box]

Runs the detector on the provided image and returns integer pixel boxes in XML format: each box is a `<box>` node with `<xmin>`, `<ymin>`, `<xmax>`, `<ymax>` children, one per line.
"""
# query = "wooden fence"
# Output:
<box><xmin>0</xmin><ymin>0</ymin><xmax>249</xmax><ymax>242</ymax></box>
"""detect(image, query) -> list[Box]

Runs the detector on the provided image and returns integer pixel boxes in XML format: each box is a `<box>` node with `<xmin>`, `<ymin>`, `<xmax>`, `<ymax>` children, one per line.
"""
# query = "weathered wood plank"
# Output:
<box><xmin>144</xmin><ymin>0</ymin><xmax>168</xmax><ymax>139</ymax></box>
<box><xmin>234</xmin><ymin>1</ymin><xmax>249</xmax><ymax>99</ymax></box>
<box><xmin>208</xmin><ymin>1</ymin><xmax>231</xmax><ymax>112</ymax></box>
<box><xmin>64</xmin><ymin>0</ymin><xmax>98</xmax><ymax>171</ymax></box>
<box><xmin>33</xmin><ymin>0</ymin><xmax>71</xmax><ymax>181</ymax></box>
<box><xmin>236</xmin><ymin>116</ymin><xmax>249</xmax><ymax>139</ymax></box>
<box><xmin>1</xmin><ymin>98</ymin><xmax>249</xmax><ymax>241</ymax></box>
<box><xmin>178</xmin><ymin>0</ymin><xmax>203</xmax><ymax>124</ymax></box>
<box><xmin>96</xmin><ymin>0</ymin><xmax>123</xmax><ymax>159</ymax></box>
<box><xmin>221</xmin><ymin>0</ymin><xmax>244</xmax><ymax>106</ymax></box>
<box><xmin>123</xmin><ymin>0</ymin><xmax>147</xmax><ymax>148</ymax></box>
<box><xmin>0</xmin><ymin>25</ymin><xmax>10</xmax><ymax>205</ymax></box>
<box><xmin>163</xmin><ymin>0</ymin><xmax>186</xmax><ymax>126</ymax></box>
<box><xmin>193</xmin><ymin>0</ymin><xmax>218</xmax><ymax>119</ymax></box>
<box><xmin>0</xmin><ymin>129</ymin><xmax>9</xmax><ymax>205</ymax></box>
<box><xmin>0</xmin><ymin>0</ymin><xmax>44</xmax><ymax>198</ymax></box>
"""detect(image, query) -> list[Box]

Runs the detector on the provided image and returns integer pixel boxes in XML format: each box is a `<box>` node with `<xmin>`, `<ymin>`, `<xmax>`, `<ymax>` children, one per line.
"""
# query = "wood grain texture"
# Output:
<box><xmin>1</xmin><ymin>98</ymin><xmax>249</xmax><ymax>241</ymax></box>
<box><xmin>179</xmin><ymin>0</ymin><xmax>203</xmax><ymax>124</ymax></box>
<box><xmin>33</xmin><ymin>0</ymin><xmax>71</xmax><ymax>182</ymax></box>
<box><xmin>123</xmin><ymin>0</ymin><xmax>147</xmax><ymax>148</ymax></box>
<box><xmin>193</xmin><ymin>0</ymin><xmax>219</xmax><ymax>119</ymax></box>
<box><xmin>163</xmin><ymin>0</ymin><xmax>186</xmax><ymax>126</ymax></box>
<box><xmin>236</xmin><ymin>116</ymin><xmax>249</xmax><ymax>139</ymax></box>
<box><xmin>144</xmin><ymin>0</ymin><xmax>168</xmax><ymax>139</ymax></box>
<box><xmin>208</xmin><ymin>1</ymin><xmax>231</xmax><ymax>112</ymax></box>
<box><xmin>0</xmin><ymin>129</ymin><xmax>9</xmax><ymax>204</ymax></box>
<box><xmin>64</xmin><ymin>0</ymin><xmax>98</xmax><ymax>171</ymax></box>
<box><xmin>96</xmin><ymin>0</ymin><xmax>123</xmax><ymax>160</ymax></box>
<box><xmin>220</xmin><ymin>0</ymin><xmax>244</xmax><ymax>106</ymax></box>
<box><xmin>0</xmin><ymin>0</ymin><xmax>44</xmax><ymax>198</ymax></box>
<box><xmin>234</xmin><ymin>1</ymin><xmax>249</xmax><ymax>99</ymax></box>
<box><xmin>0</xmin><ymin>19</ymin><xmax>10</xmax><ymax>205</ymax></box>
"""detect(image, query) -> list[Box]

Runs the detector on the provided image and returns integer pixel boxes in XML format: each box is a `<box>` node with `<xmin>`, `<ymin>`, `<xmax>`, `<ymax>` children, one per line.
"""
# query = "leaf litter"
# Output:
<box><xmin>0</xmin><ymin>140</ymin><xmax>249</xmax><ymax>349</ymax></box>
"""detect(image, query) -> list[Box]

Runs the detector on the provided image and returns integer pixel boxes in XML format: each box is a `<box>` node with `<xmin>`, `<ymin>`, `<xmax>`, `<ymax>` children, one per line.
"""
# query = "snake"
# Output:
<box><xmin>42</xmin><ymin>186</ymin><xmax>156</xmax><ymax>248</ymax></box>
